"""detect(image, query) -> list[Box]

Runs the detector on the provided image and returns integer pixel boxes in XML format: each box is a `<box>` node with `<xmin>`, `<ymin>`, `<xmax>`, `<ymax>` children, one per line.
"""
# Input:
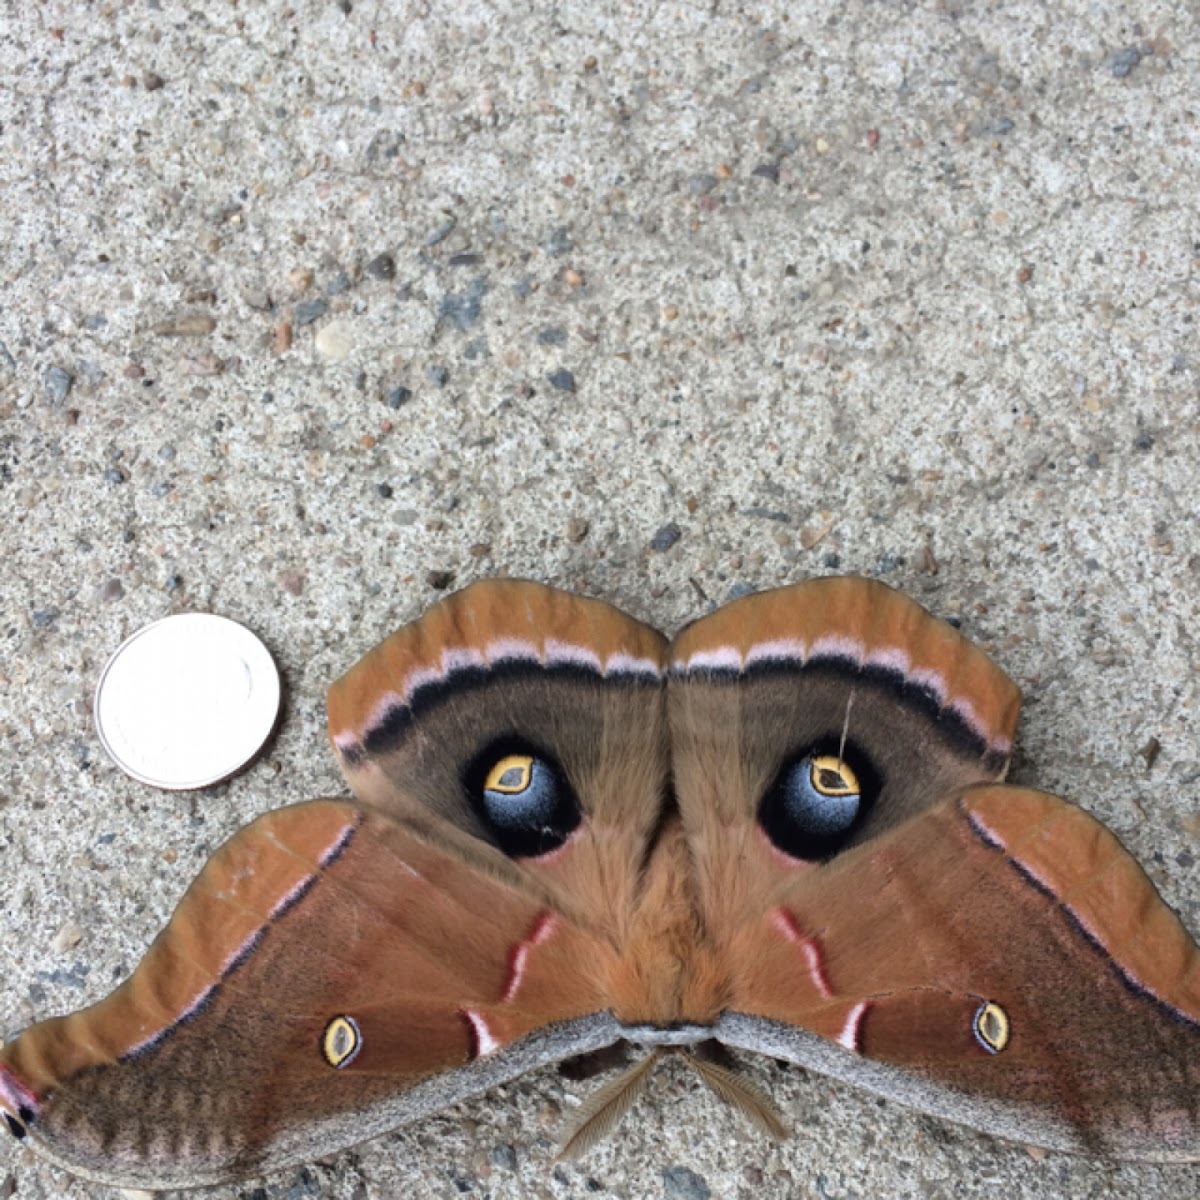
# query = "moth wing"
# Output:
<box><xmin>0</xmin><ymin>801</ymin><xmax>624</xmax><ymax>1188</ymax></box>
<box><xmin>327</xmin><ymin>579</ymin><xmax>670</xmax><ymax>936</ymax></box>
<box><xmin>714</xmin><ymin>786</ymin><xmax>1200</xmax><ymax>1161</ymax></box>
<box><xmin>2</xmin><ymin>581</ymin><xmax>672</xmax><ymax>1187</ymax></box>
<box><xmin>669</xmin><ymin>577</ymin><xmax>1200</xmax><ymax>1159</ymax></box>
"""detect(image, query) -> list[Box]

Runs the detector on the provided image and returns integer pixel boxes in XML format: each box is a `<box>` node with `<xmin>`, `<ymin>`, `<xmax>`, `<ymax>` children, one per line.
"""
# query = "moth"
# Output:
<box><xmin>1</xmin><ymin>577</ymin><xmax>1197</xmax><ymax>1190</ymax></box>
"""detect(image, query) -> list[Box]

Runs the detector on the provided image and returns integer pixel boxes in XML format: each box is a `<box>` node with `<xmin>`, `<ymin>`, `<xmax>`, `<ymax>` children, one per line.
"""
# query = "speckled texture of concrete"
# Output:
<box><xmin>1</xmin><ymin>2</ymin><xmax>1198</xmax><ymax>1198</ymax></box>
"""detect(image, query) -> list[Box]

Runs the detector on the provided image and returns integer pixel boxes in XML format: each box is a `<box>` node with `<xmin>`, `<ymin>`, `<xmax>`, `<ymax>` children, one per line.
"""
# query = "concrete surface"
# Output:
<box><xmin>1</xmin><ymin>1</ymin><xmax>1198</xmax><ymax>1197</ymax></box>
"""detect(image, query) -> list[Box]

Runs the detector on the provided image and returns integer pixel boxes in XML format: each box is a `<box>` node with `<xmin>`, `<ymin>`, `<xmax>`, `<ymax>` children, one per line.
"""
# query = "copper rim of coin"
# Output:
<box><xmin>93</xmin><ymin>613</ymin><xmax>281</xmax><ymax>791</ymax></box>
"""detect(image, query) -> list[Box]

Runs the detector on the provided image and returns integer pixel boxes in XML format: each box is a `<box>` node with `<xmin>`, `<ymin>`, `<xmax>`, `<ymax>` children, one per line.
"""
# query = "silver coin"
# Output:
<box><xmin>93</xmin><ymin>613</ymin><xmax>281</xmax><ymax>790</ymax></box>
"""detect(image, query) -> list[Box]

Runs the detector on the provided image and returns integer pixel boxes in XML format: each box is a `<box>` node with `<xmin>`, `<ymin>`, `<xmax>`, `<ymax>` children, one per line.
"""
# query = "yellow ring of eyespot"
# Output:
<box><xmin>322</xmin><ymin>1015</ymin><xmax>362</xmax><ymax>1068</ymax></box>
<box><xmin>484</xmin><ymin>753</ymin><xmax>534</xmax><ymax>794</ymax></box>
<box><xmin>809</xmin><ymin>754</ymin><xmax>861</xmax><ymax>798</ymax></box>
<box><xmin>974</xmin><ymin>1001</ymin><xmax>1010</xmax><ymax>1053</ymax></box>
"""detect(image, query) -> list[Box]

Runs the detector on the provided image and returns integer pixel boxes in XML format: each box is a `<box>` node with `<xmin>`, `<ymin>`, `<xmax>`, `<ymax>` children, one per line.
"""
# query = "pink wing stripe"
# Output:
<box><xmin>835</xmin><ymin>1001</ymin><xmax>869</xmax><ymax>1052</ymax></box>
<box><xmin>772</xmin><ymin>908</ymin><xmax>834</xmax><ymax>999</ymax></box>
<box><xmin>675</xmin><ymin>634</ymin><xmax>1007</xmax><ymax>754</ymax></box>
<box><xmin>501</xmin><ymin>911</ymin><xmax>558</xmax><ymax>1004</ymax></box>
<box><xmin>462</xmin><ymin>1009</ymin><xmax>501</xmax><ymax>1057</ymax></box>
<box><xmin>0</xmin><ymin>1062</ymin><xmax>40</xmax><ymax>1115</ymax></box>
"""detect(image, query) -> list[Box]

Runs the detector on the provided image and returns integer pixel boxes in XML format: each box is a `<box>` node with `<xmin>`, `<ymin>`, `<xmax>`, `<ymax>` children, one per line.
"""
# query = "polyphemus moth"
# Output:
<box><xmin>1</xmin><ymin>578</ymin><xmax>1197</xmax><ymax>1191</ymax></box>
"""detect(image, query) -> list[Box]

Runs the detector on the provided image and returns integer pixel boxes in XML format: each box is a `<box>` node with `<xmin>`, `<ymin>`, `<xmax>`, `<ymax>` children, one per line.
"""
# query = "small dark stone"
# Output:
<box><xmin>1133</xmin><ymin>432</ymin><xmax>1154</xmax><ymax>451</ymax></box>
<box><xmin>285</xmin><ymin>1167</ymin><xmax>321</xmax><ymax>1198</ymax></box>
<box><xmin>448</xmin><ymin>253</ymin><xmax>481</xmax><ymax>267</ymax></box>
<box><xmin>427</xmin><ymin>569</ymin><xmax>455</xmax><ymax>590</ymax></box>
<box><xmin>649</xmin><ymin>522</ymin><xmax>682</xmax><ymax>552</ymax></box>
<box><xmin>544</xmin><ymin>226</ymin><xmax>573</xmax><ymax>255</ymax></box>
<box><xmin>385</xmin><ymin>385</ymin><xmax>412</xmax><ymax>409</ymax></box>
<box><xmin>1110</xmin><ymin>46</ymin><xmax>1143</xmax><ymax>78</ymax></box>
<box><xmin>663</xmin><ymin>1165</ymin><xmax>711</xmax><ymax>1200</ymax></box>
<box><xmin>165</xmin><ymin>573</ymin><xmax>183</xmax><ymax>592</ymax></box>
<box><xmin>537</xmin><ymin>327</ymin><xmax>567</xmax><ymax>345</ymax></box>
<box><xmin>365</xmin><ymin>253</ymin><xmax>396</xmax><ymax>280</ymax></box>
<box><xmin>143</xmin><ymin>71</ymin><xmax>165</xmax><ymax>91</ymax></box>
<box><xmin>566</xmin><ymin>516</ymin><xmax>589</xmax><ymax>542</ymax></box>
<box><xmin>426</xmin><ymin>365</ymin><xmax>449</xmax><ymax>387</ymax></box>
<box><xmin>875</xmin><ymin>551</ymin><xmax>903</xmax><ymax>574</ymax></box>
<box><xmin>293</xmin><ymin>299</ymin><xmax>328</xmax><ymax>326</ymax></box>
<box><xmin>1138</xmin><ymin>735</ymin><xmax>1162</xmax><ymax>770</ymax></box>
<box><xmin>365</xmin><ymin>130</ymin><xmax>406</xmax><ymax>164</ymax></box>
<box><xmin>688</xmin><ymin>173</ymin><xmax>718</xmax><ymax>196</ymax></box>
<box><xmin>103</xmin><ymin>466</ymin><xmax>127</xmax><ymax>485</ymax></box>
<box><xmin>1085</xmin><ymin>451</ymin><xmax>1101</xmax><ymax>468</ymax></box>
<box><xmin>490</xmin><ymin>1144</ymin><xmax>517</xmax><ymax>1170</ymax></box>
<box><xmin>377</xmin><ymin>482</ymin><xmax>394</xmax><ymax>498</ymax></box>
<box><xmin>742</xmin><ymin>506</ymin><xmax>789</xmax><ymax>523</ymax></box>
<box><xmin>751</xmin><ymin>161</ymin><xmax>780</xmax><ymax>182</ymax></box>
<box><xmin>324</xmin><ymin>271</ymin><xmax>352</xmax><ymax>296</ymax></box>
<box><xmin>31</xmin><ymin>608</ymin><xmax>60</xmax><ymax>630</ymax></box>
<box><xmin>822</xmin><ymin>551</ymin><xmax>842</xmax><ymax>569</ymax></box>
<box><xmin>1177</xmin><ymin>849</ymin><xmax>1195</xmax><ymax>869</ymax></box>
<box><xmin>35</xmin><ymin>963</ymin><xmax>91</xmax><ymax>990</ymax></box>
<box><xmin>44</xmin><ymin>365</ymin><xmax>73</xmax><ymax>405</ymax></box>
<box><xmin>425</xmin><ymin>217</ymin><xmax>456</xmax><ymax>247</ymax></box>
<box><xmin>439</xmin><ymin>276</ymin><xmax>489</xmax><ymax>332</ymax></box>
<box><xmin>727</xmin><ymin>581</ymin><xmax>755</xmax><ymax>600</ymax></box>
<box><xmin>547</xmin><ymin>368</ymin><xmax>575</xmax><ymax>392</ymax></box>
<box><xmin>100</xmin><ymin>578</ymin><xmax>125</xmax><ymax>603</ymax></box>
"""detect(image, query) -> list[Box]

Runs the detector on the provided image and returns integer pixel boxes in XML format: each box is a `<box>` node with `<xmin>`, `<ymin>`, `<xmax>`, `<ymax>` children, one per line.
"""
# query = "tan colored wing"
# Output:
<box><xmin>717</xmin><ymin>787</ymin><xmax>1200</xmax><ymax>1160</ymax></box>
<box><xmin>0</xmin><ymin>581</ymin><xmax>675</xmax><ymax>1187</ymax></box>
<box><xmin>669</xmin><ymin>577</ymin><xmax>1200</xmax><ymax>1159</ymax></box>
<box><xmin>0</xmin><ymin>801</ymin><xmax>625</xmax><ymax>1189</ymax></box>
<box><xmin>669</xmin><ymin>576</ymin><xmax>1020</xmax><ymax>958</ymax></box>
<box><xmin>328</xmin><ymin>579</ymin><xmax>669</xmax><ymax>940</ymax></box>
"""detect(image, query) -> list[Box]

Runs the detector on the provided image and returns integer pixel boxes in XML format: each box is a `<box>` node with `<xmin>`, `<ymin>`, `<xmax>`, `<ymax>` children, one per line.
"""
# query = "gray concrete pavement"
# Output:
<box><xmin>1</xmin><ymin>2</ymin><xmax>1197</xmax><ymax>1197</ymax></box>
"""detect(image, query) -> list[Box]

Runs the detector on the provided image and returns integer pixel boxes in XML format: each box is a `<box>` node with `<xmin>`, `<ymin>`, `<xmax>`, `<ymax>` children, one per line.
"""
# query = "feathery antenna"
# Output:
<box><xmin>682</xmin><ymin>1054</ymin><xmax>788</xmax><ymax>1141</ymax></box>
<box><xmin>557</xmin><ymin>1049</ymin><xmax>664</xmax><ymax>1160</ymax></box>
